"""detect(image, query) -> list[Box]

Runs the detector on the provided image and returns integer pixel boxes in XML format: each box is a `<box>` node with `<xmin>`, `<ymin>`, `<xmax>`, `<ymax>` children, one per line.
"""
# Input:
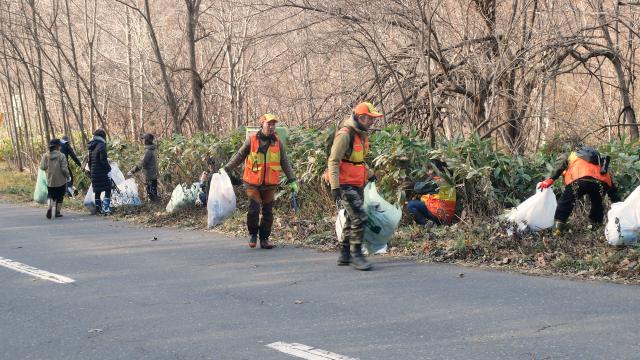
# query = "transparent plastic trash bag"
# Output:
<box><xmin>207</xmin><ymin>169</ymin><xmax>236</xmax><ymax>227</ymax></box>
<box><xmin>33</xmin><ymin>169</ymin><xmax>48</xmax><ymax>204</ymax></box>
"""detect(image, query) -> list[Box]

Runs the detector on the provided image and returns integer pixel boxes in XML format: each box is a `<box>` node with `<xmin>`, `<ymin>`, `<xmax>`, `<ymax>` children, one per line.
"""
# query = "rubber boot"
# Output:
<box><xmin>94</xmin><ymin>199</ymin><xmax>102</xmax><ymax>215</ymax></box>
<box><xmin>350</xmin><ymin>244</ymin><xmax>372</xmax><ymax>271</ymax></box>
<box><xmin>248</xmin><ymin>234</ymin><xmax>257</xmax><ymax>248</ymax></box>
<box><xmin>552</xmin><ymin>220</ymin><xmax>567</xmax><ymax>236</ymax></box>
<box><xmin>55</xmin><ymin>202</ymin><xmax>63</xmax><ymax>218</ymax></box>
<box><xmin>102</xmin><ymin>198</ymin><xmax>112</xmax><ymax>215</ymax></box>
<box><xmin>337</xmin><ymin>243</ymin><xmax>351</xmax><ymax>265</ymax></box>
<box><xmin>46</xmin><ymin>199</ymin><xmax>53</xmax><ymax>219</ymax></box>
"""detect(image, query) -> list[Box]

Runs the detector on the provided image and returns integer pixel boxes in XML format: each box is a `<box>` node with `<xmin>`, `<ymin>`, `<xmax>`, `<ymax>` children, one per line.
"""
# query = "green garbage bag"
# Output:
<box><xmin>166</xmin><ymin>183</ymin><xmax>200</xmax><ymax>213</ymax></box>
<box><xmin>33</xmin><ymin>169</ymin><xmax>48</xmax><ymax>204</ymax></box>
<box><xmin>363</xmin><ymin>182</ymin><xmax>402</xmax><ymax>254</ymax></box>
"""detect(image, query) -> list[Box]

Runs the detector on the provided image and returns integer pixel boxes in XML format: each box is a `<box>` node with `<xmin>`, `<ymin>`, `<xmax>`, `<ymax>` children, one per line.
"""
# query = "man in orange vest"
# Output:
<box><xmin>538</xmin><ymin>146</ymin><xmax>620</xmax><ymax>235</ymax></box>
<box><xmin>223</xmin><ymin>114</ymin><xmax>298</xmax><ymax>249</ymax></box>
<box><xmin>407</xmin><ymin>160</ymin><xmax>457</xmax><ymax>226</ymax></box>
<box><xmin>328</xmin><ymin>102</ymin><xmax>382</xmax><ymax>271</ymax></box>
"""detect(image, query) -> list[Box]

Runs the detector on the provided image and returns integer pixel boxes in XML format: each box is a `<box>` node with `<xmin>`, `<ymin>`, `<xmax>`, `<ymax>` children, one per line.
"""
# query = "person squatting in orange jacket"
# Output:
<box><xmin>538</xmin><ymin>145</ymin><xmax>620</xmax><ymax>235</ymax></box>
<box><xmin>223</xmin><ymin>114</ymin><xmax>298</xmax><ymax>249</ymax></box>
<box><xmin>406</xmin><ymin>160</ymin><xmax>457</xmax><ymax>227</ymax></box>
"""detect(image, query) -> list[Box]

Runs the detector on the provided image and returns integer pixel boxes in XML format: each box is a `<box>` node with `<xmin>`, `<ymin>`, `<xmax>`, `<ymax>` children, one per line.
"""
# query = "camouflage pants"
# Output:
<box><xmin>339</xmin><ymin>185</ymin><xmax>367</xmax><ymax>246</ymax></box>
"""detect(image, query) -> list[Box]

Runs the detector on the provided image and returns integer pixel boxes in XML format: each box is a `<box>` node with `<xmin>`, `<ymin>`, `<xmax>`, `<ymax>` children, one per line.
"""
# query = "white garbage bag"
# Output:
<box><xmin>111</xmin><ymin>178</ymin><xmax>142</xmax><ymax>207</ymax></box>
<box><xmin>363</xmin><ymin>182</ymin><xmax>402</xmax><ymax>254</ymax></box>
<box><xmin>336</xmin><ymin>209</ymin><xmax>346</xmax><ymax>242</ymax></box>
<box><xmin>504</xmin><ymin>185</ymin><xmax>557</xmax><ymax>232</ymax></box>
<box><xmin>84</xmin><ymin>185</ymin><xmax>96</xmax><ymax>212</ymax></box>
<box><xmin>166</xmin><ymin>183</ymin><xmax>199</xmax><ymax>213</ymax></box>
<box><xmin>605</xmin><ymin>185</ymin><xmax>640</xmax><ymax>246</ymax></box>
<box><xmin>109</xmin><ymin>162</ymin><xmax>126</xmax><ymax>186</ymax></box>
<box><xmin>207</xmin><ymin>169</ymin><xmax>236</xmax><ymax>227</ymax></box>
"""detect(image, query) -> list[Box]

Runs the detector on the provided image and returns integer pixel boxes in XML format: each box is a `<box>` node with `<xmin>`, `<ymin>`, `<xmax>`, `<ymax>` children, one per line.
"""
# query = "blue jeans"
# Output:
<box><xmin>407</xmin><ymin>200</ymin><xmax>441</xmax><ymax>225</ymax></box>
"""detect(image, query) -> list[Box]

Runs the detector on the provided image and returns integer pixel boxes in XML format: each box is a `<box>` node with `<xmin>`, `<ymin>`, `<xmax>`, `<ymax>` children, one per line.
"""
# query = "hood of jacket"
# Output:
<box><xmin>340</xmin><ymin>115</ymin><xmax>367</xmax><ymax>136</ymax></box>
<box><xmin>88</xmin><ymin>135</ymin><xmax>106</xmax><ymax>151</ymax></box>
<box><xmin>144</xmin><ymin>144</ymin><xmax>156</xmax><ymax>152</ymax></box>
<box><xmin>48</xmin><ymin>150</ymin><xmax>62</xmax><ymax>161</ymax></box>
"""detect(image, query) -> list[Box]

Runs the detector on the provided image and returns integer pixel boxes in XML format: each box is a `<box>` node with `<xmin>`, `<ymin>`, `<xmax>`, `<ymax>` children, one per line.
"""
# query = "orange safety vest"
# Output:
<box><xmin>243</xmin><ymin>134</ymin><xmax>282</xmax><ymax>186</ymax></box>
<box><xmin>421</xmin><ymin>176</ymin><xmax>457</xmax><ymax>224</ymax></box>
<box><xmin>563</xmin><ymin>152</ymin><xmax>613</xmax><ymax>187</ymax></box>
<box><xmin>338</xmin><ymin>128</ymin><xmax>369</xmax><ymax>187</ymax></box>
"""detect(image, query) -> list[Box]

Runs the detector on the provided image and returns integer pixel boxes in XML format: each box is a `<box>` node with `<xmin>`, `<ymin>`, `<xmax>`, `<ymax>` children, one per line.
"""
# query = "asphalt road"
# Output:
<box><xmin>1</xmin><ymin>202</ymin><xmax>640</xmax><ymax>360</ymax></box>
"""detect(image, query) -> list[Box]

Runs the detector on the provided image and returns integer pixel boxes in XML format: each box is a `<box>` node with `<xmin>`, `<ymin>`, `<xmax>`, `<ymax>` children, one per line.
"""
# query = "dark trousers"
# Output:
<box><xmin>146</xmin><ymin>179</ymin><xmax>159</xmax><ymax>201</ymax></box>
<box><xmin>407</xmin><ymin>199</ymin><xmax>442</xmax><ymax>225</ymax></box>
<box><xmin>339</xmin><ymin>185</ymin><xmax>367</xmax><ymax>246</ymax></box>
<box><xmin>246</xmin><ymin>187</ymin><xmax>275</xmax><ymax>240</ymax></box>
<box><xmin>555</xmin><ymin>179</ymin><xmax>609</xmax><ymax>224</ymax></box>
<box><xmin>95</xmin><ymin>187</ymin><xmax>112</xmax><ymax>202</ymax></box>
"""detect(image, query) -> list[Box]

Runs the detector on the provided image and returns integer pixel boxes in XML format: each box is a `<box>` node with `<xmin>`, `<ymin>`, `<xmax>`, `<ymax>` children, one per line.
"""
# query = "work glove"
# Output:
<box><xmin>331</xmin><ymin>188</ymin><xmax>342</xmax><ymax>202</ymax></box>
<box><xmin>368</xmin><ymin>175</ymin><xmax>378</xmax><ymax>183</ymax></box>
<box><xmin>538</xmin><ymin>178</ymin><xmax>554</xmax><ymax>190</ymax></box>
<box><xmin>126</xmin><ymin>171</ymin><xmax>133</xmax><ymax>177</ymax></box>
<box><xmin>289</xmin><ymin>180</ymin><xmax>299</xmax><ymax>193</ymax></box>
<box><xmin>195</xmin><ymin>198</ymin><xmax>203</xmax><ymax>207</ymax></box>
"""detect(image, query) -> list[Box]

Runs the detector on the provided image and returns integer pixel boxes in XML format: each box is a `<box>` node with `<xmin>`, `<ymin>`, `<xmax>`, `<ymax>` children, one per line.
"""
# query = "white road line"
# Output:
<box><xmin>0</xmin><ymin>257</ymin><xmax>75</xmax><ymax>284</ymax></box>
<box><xmin>266</xmin><ymin>342</ymin><xmax>358</xmax><ymax>360</ymax></box>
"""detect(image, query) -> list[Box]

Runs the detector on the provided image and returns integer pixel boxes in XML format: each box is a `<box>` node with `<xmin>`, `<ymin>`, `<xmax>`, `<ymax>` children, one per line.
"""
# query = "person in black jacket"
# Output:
<box><xmin>88</xmin><ymin>128</ymin><xmax>112</xmax><ymax>214</ymax></box>
<box><xmin>60</xmin><ymin>135</ymin><xmax>82</xmax><ymax>196</ymax></box>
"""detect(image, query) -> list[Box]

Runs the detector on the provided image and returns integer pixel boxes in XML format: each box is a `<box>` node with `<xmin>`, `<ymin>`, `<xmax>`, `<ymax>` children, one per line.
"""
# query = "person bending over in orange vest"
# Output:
<box><xmin>223</xmin><ymin>114</ymin><xmax>298</xmax><ymax>249</ymax></box>
<box><xmin>327</xmin><ymin>102</ymin><xmax>383</xmax><ymax>271</ymax></box>
<box><xmin>406</xmin><ymin>160</ymin><xmax>457</xmax><ymax>227</ymax></box>
<box><xmin>538</xmin><ymin>145</ymin><xmax>620</xmax><ymax>235</ymax></box>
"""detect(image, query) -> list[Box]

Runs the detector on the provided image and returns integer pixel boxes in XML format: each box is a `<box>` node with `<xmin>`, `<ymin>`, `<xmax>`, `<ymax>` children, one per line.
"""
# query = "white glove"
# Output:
<box><xmin>127</xmin><ymin>171</ymin><xmax>133</xmax><ymax>177</ymax></box>
<box><xmin>195</xmin><ymin>199</ymin><xmax>202</xmax><ymax>207</ymax></box>
<box><xmin>66</xmin><ymin>177</ymin><xmax>72</xmax><ymax>182</ymax></box>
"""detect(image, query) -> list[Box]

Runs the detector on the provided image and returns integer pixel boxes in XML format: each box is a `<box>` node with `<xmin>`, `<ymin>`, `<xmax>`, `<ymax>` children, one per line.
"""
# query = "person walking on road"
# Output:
<box><xmin>39</xmin><ymin>139</ymin><xmax>70</xmax><ymax>219</ymax></box>
<box><xmin>88</xmin><ymin>128</ymin><xmax>112</xmax><ymax>215</ymax></box>
<box><xmin>127</xmin><ymin>133</ymin><xmax>159</xmax><ymax>202</ymax></box>
<box><xmin>538</xmin><ymin>145</ymin><xmax>620</xmax><ymax>235</ymax></box>
<box><xmin>59</xmin><ymin>135</ymin><xmax>82</xmax><ymax>196</ymax></box>
<box><xmin>223</xmin><ymin>114</ymin><xmax>298</xmax><ymax>249</ymax></box>
<box><xmin>327</xmin><ymin>102</ymin><xmax>383</xmax><ymax>271</ymax></box>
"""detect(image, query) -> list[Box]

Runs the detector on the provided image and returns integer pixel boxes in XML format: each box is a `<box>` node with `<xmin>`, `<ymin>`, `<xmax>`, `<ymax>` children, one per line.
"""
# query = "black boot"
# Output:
<box><xmin>337</xmin><ymin>243</ymin><xmax>351</xmax><ymax>265</ymax></box>
<box><xmin>350</xmin><ymin>244</ymin><xmax>371</xmax><ymax>271</ymax></box>
<box><xmin>260</xmin><ymin>237</ymin><xmax>274</xmax><ymax>249</ymax></box>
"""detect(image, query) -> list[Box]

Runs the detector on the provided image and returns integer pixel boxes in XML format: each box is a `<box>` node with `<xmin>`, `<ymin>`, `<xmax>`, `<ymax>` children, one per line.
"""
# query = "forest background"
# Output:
<box><xmin>1</xmin><ymin>0</ymin><xmax>640</xmax><ymax>281</ymax></box>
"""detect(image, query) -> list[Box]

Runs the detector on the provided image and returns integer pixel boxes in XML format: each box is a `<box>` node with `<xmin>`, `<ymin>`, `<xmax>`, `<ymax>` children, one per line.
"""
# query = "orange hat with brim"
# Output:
<box><xmin>259</xmin><ymin>113</ymin><xmax>278</xmax><ymax>123</ymax></box>
<box><xmin>353</xmin><ymin>102</ymin><xmax>383</xmax><ymax>118</ymax></box>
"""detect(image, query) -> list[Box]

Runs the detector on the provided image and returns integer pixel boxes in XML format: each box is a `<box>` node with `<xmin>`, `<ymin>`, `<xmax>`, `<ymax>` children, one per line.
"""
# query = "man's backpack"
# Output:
<box><xmin>325</xmin><ymin>125</ymin><xmax>356</xmax><ymax>158</ymax></box>
<box><xmin>576</xmin><ymin>146</ymin><xmax>611</xmax><ymax>174</ymax></box>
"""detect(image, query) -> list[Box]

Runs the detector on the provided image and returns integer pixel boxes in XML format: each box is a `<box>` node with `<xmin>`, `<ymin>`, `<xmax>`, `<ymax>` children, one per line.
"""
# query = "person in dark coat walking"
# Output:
<box><xmin>127</xmin><ymin>133</ymin><xmax>159</xmax><ymax>201</ymax></box>
<box><xmin>60</xmin><ymin>135</ymin><xmax>82</xmax><ymax>196</ymax></box>
<box><xmin>88</xmin><ymin>128</ymin><xmax>112</xmax><ymax>214</ymax></box>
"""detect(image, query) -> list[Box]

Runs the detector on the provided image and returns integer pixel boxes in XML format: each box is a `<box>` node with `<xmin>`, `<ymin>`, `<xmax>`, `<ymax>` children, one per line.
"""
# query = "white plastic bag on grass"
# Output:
<box><xmin>504</xmin><ymin>185</ymin><xmax>556</xmax><ymax>232</ymax></box>
<box><xmin>207</xmin><ymin>169</ymin><xmax>236</xmax><ymax>227</ymax></box>
<box><xmin>363</xmin><ymin>182</ymin><xmax>402</xmax><ymax>254</ymax></box>
<box><xmin>605</xmin><ymin>185</ymin><xmax>640</xmax><ymax>246</ymax></box>
<box><xmin>111</xmin><ymin>178</ymin><xmax>142</xmax><ymax>207</ymax></box>
<box><xmin>108</xmin><ymin>163</ymin><xmax>126</xmax><ymax>186</ymax></box>
<box><xmin>166</xmin><ymin>183</ymin><xmax>199</xmax><ymax>213</ymax></box>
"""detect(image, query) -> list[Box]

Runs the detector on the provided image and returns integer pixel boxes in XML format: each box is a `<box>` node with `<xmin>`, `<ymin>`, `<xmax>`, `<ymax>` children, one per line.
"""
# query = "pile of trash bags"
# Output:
<box><xmin>606</xmin><ymin>185</ymin><xmax>640</xmax><ymax>246</ymax></box>
<box><xmin>336</xmin><ymin>182</ymin><xmax>402</xmax><ymax>254</ymax></box>
<box><xmin>33</xmin><ymin>169</ymin><xmax>49</xmax><ymax>204</ymax></box>
<box><xmin>207</xmin><ymin>170</ymin><xmax>236</xmax><ymax>227</ymax></box>
<box><xmin>166</xmin><ymin>183</ymin><xmax>200</xmax><ymax>213</ymax></box>
<box><xmin>503</xmin><ymin>185</ymin><xmax>557</xmax><ymax>233</ymax></box>
<box><xmin>83</xmin><ymin>163</ymin><xmax>141</xmax><ymax>211</ymax></box>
